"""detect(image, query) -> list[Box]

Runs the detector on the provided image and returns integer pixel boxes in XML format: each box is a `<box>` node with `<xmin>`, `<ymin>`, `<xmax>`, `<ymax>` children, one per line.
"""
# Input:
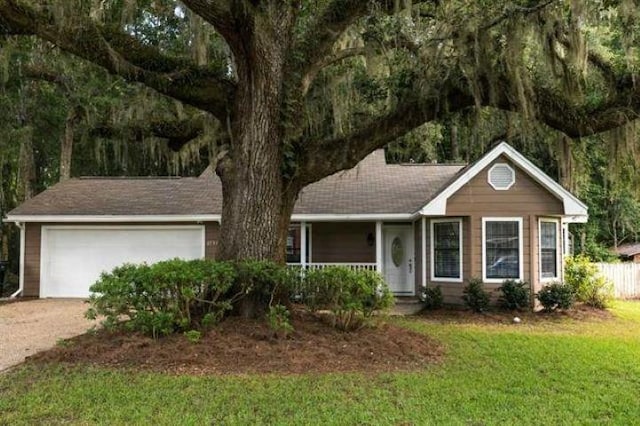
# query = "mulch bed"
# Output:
<box><xmin>417</xmin><ymin>303</ymin><xmax>614</xmax><ymax>324</ymax></box>
<box><xmin>28</xmin><ymin>311</ymin><xmax>444</xmax><ymax>375</ymax></box>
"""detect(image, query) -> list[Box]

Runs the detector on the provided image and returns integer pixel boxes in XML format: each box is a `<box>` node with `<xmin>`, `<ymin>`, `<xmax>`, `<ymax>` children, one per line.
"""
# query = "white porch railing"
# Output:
<box><xmin>287</xmin><ymin>262</ymin><xmax>377</xmax><ymax>271</ymax></box>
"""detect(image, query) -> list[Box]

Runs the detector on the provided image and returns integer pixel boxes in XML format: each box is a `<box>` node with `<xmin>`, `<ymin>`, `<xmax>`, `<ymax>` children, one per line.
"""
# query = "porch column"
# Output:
<box><xmin>300</xmin><ymin>221</ymin><xmax>307</xmax><ymax>269</ymax></box>
<box><xmin>376</xmin><ymin>221</ymin><xmax>383</xmax><ymax>274</ymax></box>
<box><xmin>421</xmin><ymin>216</ymin><xmax>427</xmax><ymax>288</ymax></box>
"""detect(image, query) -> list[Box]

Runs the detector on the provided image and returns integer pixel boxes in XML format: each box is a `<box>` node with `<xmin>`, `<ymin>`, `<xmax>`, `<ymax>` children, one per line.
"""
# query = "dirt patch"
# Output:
<box><xmin>28</xmin><ymin>311</ymin><xmax>443</xmax><ymax>375</ymax></box>
<box><xmin>418</xmin><ymin>303</ymin><xmax>614</xmax><ymax>324</ymax></box>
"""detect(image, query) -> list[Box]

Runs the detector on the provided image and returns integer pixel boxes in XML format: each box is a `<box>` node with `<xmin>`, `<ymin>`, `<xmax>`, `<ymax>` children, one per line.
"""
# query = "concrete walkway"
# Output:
<box><xmin>0</xmin><ymin>299</ymin><xmax>95</xmax><ymax>372</ymax></box>
<box><xmin>390</xmin><ymin>300</ymin><xmax>424</xmax><ymax>316</ymax></box>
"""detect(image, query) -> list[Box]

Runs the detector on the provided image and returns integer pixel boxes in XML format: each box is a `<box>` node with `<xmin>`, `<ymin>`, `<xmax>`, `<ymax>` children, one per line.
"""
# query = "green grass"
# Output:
<box><xmin>2</xmin><ymin>302</ymin><xmax>640</xmax><ymax>425</ymax></box>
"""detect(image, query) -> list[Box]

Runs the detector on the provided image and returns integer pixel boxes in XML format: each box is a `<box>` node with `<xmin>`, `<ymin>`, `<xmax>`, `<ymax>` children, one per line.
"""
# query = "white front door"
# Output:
<box><xmin>383</xmin><ymin>225</ymin><xmax>415</xmax><ymax>295</ymax></box>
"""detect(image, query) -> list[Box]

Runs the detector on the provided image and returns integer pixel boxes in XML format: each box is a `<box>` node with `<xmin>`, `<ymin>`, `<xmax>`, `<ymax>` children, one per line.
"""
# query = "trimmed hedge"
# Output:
<box><xmin>462</xmin><ymin>278</ymin><xmax>491</xmax><ymax>313</ymax></box>
<box><xmin>86</xmin><ymin>259</ymin><xmax>236</xmax><ymax>338</ymax></box>
<box><xmin>87</xmin><ymin>260</ymin><xmax>394</xmax><ymax>336</ymax></box>
<box><xmin>497</xmin><ymin>279</ymin><xmax>530</xmax><ymax>310</ymax></box>
<box><xmin>536</xmin><ymin>282</ymin><xmax>575</xmax><ymax>312</ymax></box>
<box><xmin>300</xmin><ymin>267</ymin><xmax>394</xmax><ymax>331</ymax></box>
<box><xmin>421</xmin><ymin>286</ymin><xmax>444</xmax><ymax>310</ymax></box>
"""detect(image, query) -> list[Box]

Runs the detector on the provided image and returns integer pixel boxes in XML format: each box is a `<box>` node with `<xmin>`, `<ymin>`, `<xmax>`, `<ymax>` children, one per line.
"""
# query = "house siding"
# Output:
<box><xmin>204</xmin><ymin>222</ymin><xmax>220</xmax><ymax>259</ymax></box>
<box><xmin>23</xmin><ymin>223</ymin><xmax>42</xmax><ymax>297</ymax></box>
<box><xmin>21</xmin><ymin>221</ymin><xmax>217</xmax><ymax>298</ymax></box>
<box><xmin>427</xmin><ymin>156</ymin><xmax>565</xmax><ymax>305</ymax></box>
<box><xmin>311</xmin><ymin>222</ymin><xmax>376</xmax><ymax>263</ymax></box>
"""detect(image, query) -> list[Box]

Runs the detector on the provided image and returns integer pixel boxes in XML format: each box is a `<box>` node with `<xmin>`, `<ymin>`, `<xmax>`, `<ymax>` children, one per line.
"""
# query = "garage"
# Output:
<box><xmin>40</xmin><ymin>226</ymin><xmax>205</xmax><ymax>298</ymax></box>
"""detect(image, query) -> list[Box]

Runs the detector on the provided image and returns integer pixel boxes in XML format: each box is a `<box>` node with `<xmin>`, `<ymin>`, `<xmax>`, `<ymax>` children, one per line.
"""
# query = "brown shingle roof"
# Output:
<box><xmin>7</xmin><ymin>150</ymin><xmax>465</xmax><ymax>217</ymax></box>
<box><xmin>614</xmin><ymin>243</ymin><xmax>640</xmax><ymax>257</ymax></box>
<box><xmin>8</xmin><ymin>176</ymin><xmax>223</xmax><ymax>216</ymax></box>
<box><xmin>295</xmin><ymin>150</ymin><xmax>465</xmax><ymax>214</ymax></box>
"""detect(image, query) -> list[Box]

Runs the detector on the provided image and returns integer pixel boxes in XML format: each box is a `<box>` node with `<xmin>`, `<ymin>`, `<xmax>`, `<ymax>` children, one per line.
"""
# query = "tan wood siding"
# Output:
<box><xmin>446</xmin><ymin>156</ymin><xmax>563</xmax><ymax>216</ymax></box>
<box><xmin>311</xmin><ymin>222</ymin><xmax>375</xmax><ymax>263</ymax></box>
<box><xmin>204</xmin><ymin>222</ymin><xmax>219</xmax><ymax>259</ymax></box>
<box><xmin>23</xmin><ymin>223</ymin><xmax>42</xmax><ymax>297</ymax></box>
<box><xmin>423</xmin><ymin>156</ymin><xmax>564</xmax><ymax>305</ymax></box>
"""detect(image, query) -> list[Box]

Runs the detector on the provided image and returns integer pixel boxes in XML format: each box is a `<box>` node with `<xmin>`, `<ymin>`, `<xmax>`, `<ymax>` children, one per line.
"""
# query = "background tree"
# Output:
<box><xmin>2</xmin><ymin>0</ymin><xmax>640</xmax><ymax>301</ymax></box>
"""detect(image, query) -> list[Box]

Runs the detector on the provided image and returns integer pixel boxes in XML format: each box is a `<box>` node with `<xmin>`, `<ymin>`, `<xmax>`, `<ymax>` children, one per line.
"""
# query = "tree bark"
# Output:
<box><xmin>60</xmin><ymin>107</ymin><xmax>82</xmax><ymax>181</ymax></box>
<box><xmin>213</xmin><ymin>7</ymin><xmax>299</xmax><ymax>317</ymax></box>
<box><xmin>450</xmin><ymin>122</ymin><xmax>459</xmax><ymax>161</ymax></box>
<box><xmin>18</xmin><ymin>129</ymin><xmax>36</xmax><ymax>201</ymax></box>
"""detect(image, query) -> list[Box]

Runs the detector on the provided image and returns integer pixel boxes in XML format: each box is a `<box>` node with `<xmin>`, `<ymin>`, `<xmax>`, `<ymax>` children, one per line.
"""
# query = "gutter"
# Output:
<box><xmin>9</xmin><ymin>221</ymin><xmax>25</xmax><ymax>298</ymax></box>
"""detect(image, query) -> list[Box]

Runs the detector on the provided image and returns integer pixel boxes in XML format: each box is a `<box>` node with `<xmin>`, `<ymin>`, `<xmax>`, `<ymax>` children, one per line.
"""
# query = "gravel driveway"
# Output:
<box><xmin>0</xmin><ymin>299</ymin><xmax>96</xmax><ymax>372</ymax></box>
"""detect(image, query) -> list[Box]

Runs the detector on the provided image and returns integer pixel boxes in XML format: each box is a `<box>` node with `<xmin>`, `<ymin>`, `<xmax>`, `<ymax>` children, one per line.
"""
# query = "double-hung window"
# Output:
<box><xmin>431</xmin><ymin>219</ymin><xmax>462</xmax><ymax>282</ymax></box>
<box><xmin>483</xmin><ymin>218</ymin><xmax>523</xmax><ymax>281</ymax></box>
<box><xmin>539</xmin><ymin>219</ymin><xmax>559</xmax><ymax>280</ymax></box>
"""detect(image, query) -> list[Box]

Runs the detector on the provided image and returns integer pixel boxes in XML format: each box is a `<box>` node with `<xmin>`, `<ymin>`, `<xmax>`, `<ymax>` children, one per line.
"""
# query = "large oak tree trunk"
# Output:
<box><xmin>215</xmin><ymin>9</ymin><xmax>299</xmax><ymax>317</ymax></box>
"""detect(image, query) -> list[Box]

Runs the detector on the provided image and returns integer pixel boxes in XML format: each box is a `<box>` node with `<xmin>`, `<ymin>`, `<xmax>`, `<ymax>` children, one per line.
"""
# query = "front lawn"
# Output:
<box><xmin>1</xmin><ymin>302</ymin><xmax>639</xmax><ymax>424</ymax></box>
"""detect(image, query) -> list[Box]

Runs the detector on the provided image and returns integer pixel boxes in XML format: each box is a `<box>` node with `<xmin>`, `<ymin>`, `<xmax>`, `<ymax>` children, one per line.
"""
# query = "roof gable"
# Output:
<box><xmin>419</xmin><ymin>142</ymin><xmax>588</xmax><ymax>222</ymax></box>
<box><xmin>294</xmin><ymin>150</ymin><xmax>465</xmax><ymax>215</ymax></box>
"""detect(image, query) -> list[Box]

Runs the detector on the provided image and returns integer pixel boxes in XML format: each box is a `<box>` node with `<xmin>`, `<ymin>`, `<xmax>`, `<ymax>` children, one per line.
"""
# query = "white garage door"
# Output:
<box><xmin>40</xmin><ymin>226</ymin><xmax>205</xmax><ymax>298</ymax></box>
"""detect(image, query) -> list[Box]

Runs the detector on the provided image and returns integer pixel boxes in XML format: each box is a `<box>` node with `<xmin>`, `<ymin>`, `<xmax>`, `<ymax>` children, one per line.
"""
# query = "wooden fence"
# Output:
<box><xmin>596</xmin><ymin>263</ymin><xmax>640</xmax><ymax>299</ymax></box>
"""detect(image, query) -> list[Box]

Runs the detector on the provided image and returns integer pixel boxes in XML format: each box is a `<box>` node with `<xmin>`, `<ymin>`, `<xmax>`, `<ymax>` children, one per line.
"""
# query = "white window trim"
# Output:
<box><xmin>539</xmin><ymin>218</ymin><xmax>561</xmax><ymax>283</ymax></box>
<box><xmin>430</xmin><ymin>218</ymin><xmax>463</xmax><ymax>283</ymax></box>
<box><xmin>482</xmin><ymin>217</ymin><xmax>523</xmax><ymax>283</ymax></box>
<box><xmin>487</xmin><ymin>163</ymin><xmax>515</xmax><ymax>190</ymax></box>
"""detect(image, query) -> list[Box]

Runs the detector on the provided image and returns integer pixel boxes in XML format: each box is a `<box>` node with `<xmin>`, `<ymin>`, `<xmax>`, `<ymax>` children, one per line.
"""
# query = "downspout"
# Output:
<box><xmin>10</xmin><ymin>221</ymin><xmax>25</xmax><ymax>298</ymax></box>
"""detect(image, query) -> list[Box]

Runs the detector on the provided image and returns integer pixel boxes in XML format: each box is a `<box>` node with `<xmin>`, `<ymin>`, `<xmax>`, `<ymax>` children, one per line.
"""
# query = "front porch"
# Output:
<box><xmin>285</xmin><ymin>221</ymin><xmax>417</xmax><ymax>296</ymax></box>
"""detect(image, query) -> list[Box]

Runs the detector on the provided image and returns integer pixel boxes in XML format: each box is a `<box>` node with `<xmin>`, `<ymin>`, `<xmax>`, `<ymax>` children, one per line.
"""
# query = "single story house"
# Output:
<box><xmin>5</xmin><ymin>142</ymin><xmax>588</xmax><ymax>304</ymax></box>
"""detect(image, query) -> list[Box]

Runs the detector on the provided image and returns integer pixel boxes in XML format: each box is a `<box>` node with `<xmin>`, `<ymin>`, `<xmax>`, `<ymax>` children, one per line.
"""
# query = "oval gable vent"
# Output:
<box><xmin>488</xmin><ymin>163</ymin><xmax>515</xmax><ymax>190</ymax></box>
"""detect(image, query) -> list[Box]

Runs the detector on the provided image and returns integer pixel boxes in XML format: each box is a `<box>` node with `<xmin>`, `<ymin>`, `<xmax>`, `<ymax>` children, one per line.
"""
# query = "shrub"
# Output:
<box><xmin>579</xmin><ymin>275</ymin><xmax>613</xmax><ymax>309</ymax></box>
<box><xmin>266</xmin><ymin>304</ymin><xmax>294</xmax><ymax>338</ymax></box>
<box><xmin>420</xmin><ymin>286</ymin><xmax>444</xmax><ymax>310</ymax></box>
<box><xmin>565</xmin><ymin>255</ymin><xmax>613</xmax><ymax>309</ymax></box>
<box><xmin>462</xmin><ymin>278</ymin><xmax>491</xmax><ymax>312</ymax></box>
<box><xmin>184</xmin><ymin>330</ymin><xmax>202</xmax><ymax>344</ymax></box>
<box><xmin>233</xmin><ymin>260</ymin><xmax>298</xmax><ymax>316</ymax></box>
<box><xmin>301</xmin><ymin>267</ymin><xmax>394</xmax><ymax>331</ymax></box>
<box><xmin>536</xmin><ymin>282</ymin><xmax>575</xmax><ymax>312</ymax></box>
<box><xmin>86</xmin><ymin>259</ymin><xmax>236</xmax><ymax>338</ymax></box>
<box><xmin>497</xmin><ymin>279</ymin><xmax>530</xmax><ymax>310</ymax></box>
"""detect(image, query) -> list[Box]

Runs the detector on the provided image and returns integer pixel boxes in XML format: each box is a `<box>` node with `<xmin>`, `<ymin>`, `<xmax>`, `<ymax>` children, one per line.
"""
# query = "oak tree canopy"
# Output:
<box><xmin>2</xmin><ymin>0</ymin><xmax>640</xmax><ymax>266</ymax></box>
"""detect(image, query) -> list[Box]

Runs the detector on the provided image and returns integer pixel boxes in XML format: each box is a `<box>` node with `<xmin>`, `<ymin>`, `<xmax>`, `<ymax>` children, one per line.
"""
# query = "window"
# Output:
<box><xmin>483</xmin><ymin>218</ymin><xmax>522</xmax><ymax>281</ymax></box>
<box><xmin>488</xmin><ymin>163</ymin><xmax>515</xmax><ymax>190</ymax></box>
<box><xmin>286</xmin><ymin>224</ymin><xmax>311</xmax><ymax>263</ymax></box>
<box><xmin>540</xmin><ymin>219</ymin><xmax>559</xmax><ymax>280</ymax></box>
<box><xmin>431</xmin><ymin>219</ymin><xmax>462</xmax><ymax>282</ymax></box>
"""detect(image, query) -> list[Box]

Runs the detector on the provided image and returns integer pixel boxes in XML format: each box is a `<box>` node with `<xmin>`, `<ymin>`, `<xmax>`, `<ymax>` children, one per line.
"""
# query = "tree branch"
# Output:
<box><xmin>0</xmin><ymin>0</ymin><xmax>235</xmax><ymax>121</ymax></box>
<box><xmin>181</xmin><ymin>0</ymin><xmax>235</xmax><ymax>40</ymax></box>
<box><xmin>299</xmin><ymin>81</ymin><xmax>476</xmax><ymax>185</ymax></box>
<box><xmin>533</xmin><ymin>84</ymin><xmax>640</xmax><ymax>138</ymax></box>
<box><xmin>295</xmin><ymin>0</ymin><xmax>403</xmax><ymax>77</ymax></box>
<box><xmin>90</xmin><ymin>116</ymin><xmax>209</xmax><ymax>151</ymax></box>
<box><xmin>5</xmin><ymin>64</ymin><xmax>71</xmax><ymax>91</ymax></box>
<box><xmin>300</xmin><ymin>61</ymin><xmax>640</xmax><ymax>185</ymax></box>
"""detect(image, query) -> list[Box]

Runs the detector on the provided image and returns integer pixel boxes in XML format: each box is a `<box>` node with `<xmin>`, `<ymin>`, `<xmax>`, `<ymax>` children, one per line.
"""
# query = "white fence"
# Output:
<box><xmin>287</xmin><ymin>262</ymin><xmax>377</xmax><ymax>271</ymax></box>
<box><xmin>596</xmin><ymin>263</ymin><xmax>640</xmax><ymax>299</ymax></box>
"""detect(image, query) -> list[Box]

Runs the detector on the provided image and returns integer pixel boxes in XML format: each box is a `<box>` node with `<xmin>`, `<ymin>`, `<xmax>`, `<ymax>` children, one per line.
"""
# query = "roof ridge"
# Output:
<box><xmin>77</xmin><ymin>176</ymin><xmax>184</xmax><ymax>180</ymax></box>
<box><xmin>392</xmin><ymin>162</ymin><xmax>468</xmax><ymax>167</ymax></box>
